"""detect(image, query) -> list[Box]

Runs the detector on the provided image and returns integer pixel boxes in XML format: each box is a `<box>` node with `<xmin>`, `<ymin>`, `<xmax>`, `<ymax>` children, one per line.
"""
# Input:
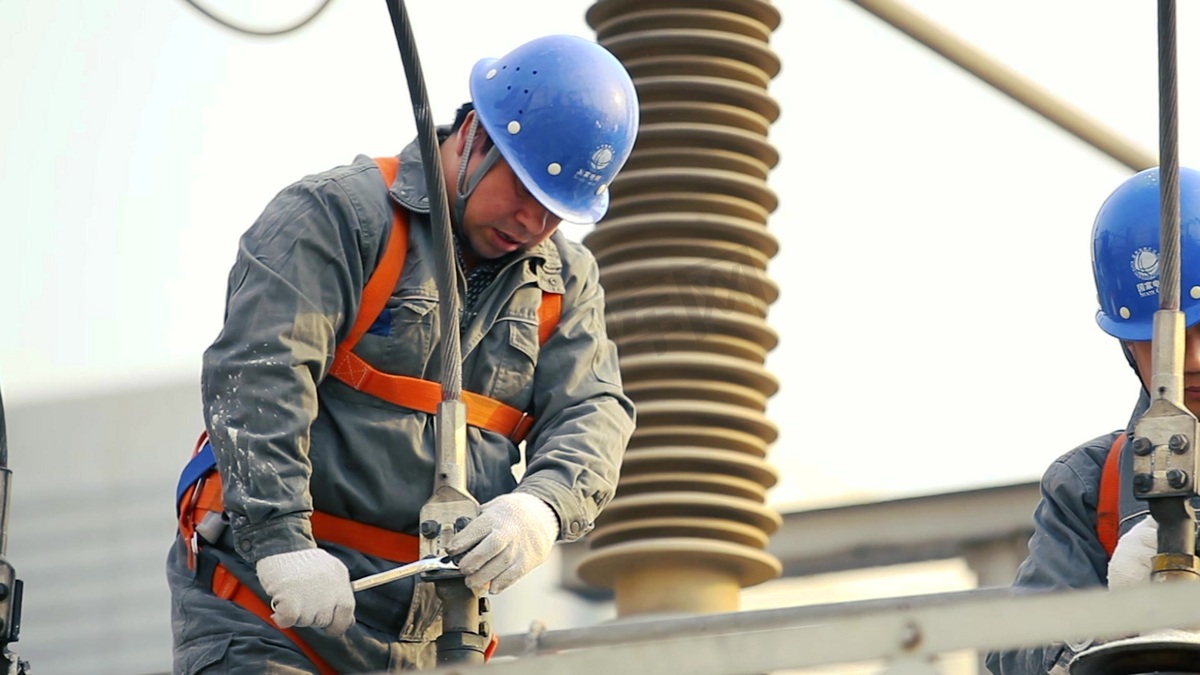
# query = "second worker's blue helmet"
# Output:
<box><xmin>469</xmin><ymin>34</ymin><xmax>639</xmax><ymax>225</ymax></box>
<box><xmin>1093</xmin><ymin>166</ymin><xmax>1200</xmax><ymax>341</ymax></box>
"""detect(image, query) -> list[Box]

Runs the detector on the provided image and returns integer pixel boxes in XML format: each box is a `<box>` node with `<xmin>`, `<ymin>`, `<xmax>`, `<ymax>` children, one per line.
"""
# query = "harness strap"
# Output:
<box><xmin>331</xmin><ymin>348</ymin><xmax>535</xmax><ymax>441</ymax></box>
<box><xmin>177</xmin><ymin>437</ymin><xmax>420</xmax><ymax>569</ymax></box>
<box><xmin>326</xmin><ymin>156</ymin><xmax>560</xmax><ymax>444</ymax></box>
<box><xmin>339</xmin><ymin>157</ymin><xmax>408</xmax><ymax>353</ymax></box>
<box><xmin>538</xmin><ymin>292</ymin><xmax>562</xmax><ymax>346</ymax></box>
<box><xmin>210</xmin><ymin>562</ymin><xmax>338</xmax><ymax>675</ymax></box>
<box><xmin>1097</xmin><ymin>432</ymin><xmax>1127</xmax><ymax>559</ymax></box>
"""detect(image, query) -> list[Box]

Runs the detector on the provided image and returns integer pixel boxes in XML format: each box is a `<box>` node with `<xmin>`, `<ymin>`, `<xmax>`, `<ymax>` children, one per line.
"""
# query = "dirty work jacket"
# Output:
<box><xmin>200</xmin><ymin>135</ymin><xmax>635</xmax><ymax>584</ymax></box>
<box><xmin>985</xmin><ymin>389</ymin><xmax>1190</xmax><ymax>674</ymax></box>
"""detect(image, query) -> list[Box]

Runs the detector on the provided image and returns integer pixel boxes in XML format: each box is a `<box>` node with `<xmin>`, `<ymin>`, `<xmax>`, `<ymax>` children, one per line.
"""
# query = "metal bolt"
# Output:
<box><xmin>478</xmin><ymin>596</ymin><xmax>490</xmax><ymax>614</ymax></box>
<box><xmin>0</xmin><ymin>583</ymin><xmax>11</xmax><ymax>601</ymax></box>
<box><xmin>420</xmin><ymin>519</ymin><xmax>440</xmax><ymax>539</ymax></box>
<box><xmin>1168</xmin><ymin>469</ymin><xmax>1190</xmax><ymax>489</ymax></box>
<box><xmin>1133</xmin><ymin>473</ymin><xmax>1155</xmax><ymax>493</ymax></box>
<box><xmin>1170</xmin><ymin>435</ymin><xmax>1191</xmax><ymax>454</ymax></box>
<box><xmin>479</xmin><ymin>621</ymin><xmax>490</xmax><ymax>638</ymax></box>
<box><xmin>1132</xmin><ymin>436</ymin><xmax>1154</xmax><ymax>456</ymax></box>
<box><xmin>455</xmin><ymin>516</ymin><xmax>473</xmax><ymax>532</ymax></box>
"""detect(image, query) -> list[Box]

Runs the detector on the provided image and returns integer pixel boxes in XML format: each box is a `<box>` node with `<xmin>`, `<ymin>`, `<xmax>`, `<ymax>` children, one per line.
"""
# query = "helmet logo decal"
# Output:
<box><xmin>1131</xmin><ymin>246</ymin><xmax>1161</xmax><ymax>297</ymax></box>
<box><xmin>589</xmin><ymin>145</ymin><xmax>614</xmax><ymax>171</ymax></box>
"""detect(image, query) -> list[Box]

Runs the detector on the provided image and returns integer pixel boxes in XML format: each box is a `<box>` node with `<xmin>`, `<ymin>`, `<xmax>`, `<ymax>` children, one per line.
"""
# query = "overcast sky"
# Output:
<box><xmin>2</xmin><ymin>0</ymin><xmax>1197</xmax><ymax>510</ymax></box>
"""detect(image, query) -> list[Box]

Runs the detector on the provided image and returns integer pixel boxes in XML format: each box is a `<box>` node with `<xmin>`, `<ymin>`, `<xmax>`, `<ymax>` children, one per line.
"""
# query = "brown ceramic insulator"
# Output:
<box><xmin>626</xmin><ymin>58</ymin><xmax>772</xmax><ymax>90</ymax></box>
<box><xmin>623</xmin><ymin>378</ymin><xmax>769</xmax><ymax>411</ymax></box>
<box><xmin>607</xmin><ymin>309</ymin><xmax>778</xmax><ymax>363</ymax></box>
<box><xmin>625</xmin><ymin>147</ymin><xmax>771</xmax><ymax>181</ymax></box>
<box><xmin>590</xmin><ymin>221</ymin><xmax>776</xmax><ymax>270</ymax></box>
<box><xmin>580</xmin><ymin>0</ymin><xmax>783</xmax><ymax>616</ymax></box>
<box><xmin>633</xmin><ymin>400</ymin><xmax>778</xmax><ymax>447</ymax></box>
<box><xmin>607</xmin><ymin>166</ymin><xmax>779</xmax><ymax>214</ymax></box>
<box><xmin>600</xmin><ymin>257</ymin><xmax>779</xmax><ymax>303</ymax></box>
<box><xmin>578</xmin><ymin>539</ymin><xmax>782</xmax><ymax>616</ymax></box>
<box><xmin>616</xmin><ymin>333</ymin><xmax>771</xmax><ymax>363</ymax></box>
<box><xmin>606</xmin><ymin>189</ymin><xmax>771</xmax><ymax>225</ymax></box>
<box><xmin>617</xmin><ymin>472</ymin><xmax>768</xmax><ymax>501</ymax></box>
<box><xmin>603</xmin><ymin>30</ymin><xmax>780</xmax><ymax>82</ymax></box>
<box><xmin>631</xmin><ymin>124</ymin><xmax>780</xmax><ymax>178</ymax></box>
<box><xmin>619</xmin><ymin>446</ymin><xmax>780</xmax><ymax>488</ymax></box>
<box><xmin>618</xmin><ymin>352</ymin><xmax>779</xmax><ymax>397</ymax></box>
<box><xmin>595</xmin><ymin>492</ymin><xmax>782</xmax><ymax>534</ymax></box>
<box><xmin>635</xmin><ymin>77</ymin><xmax>780</xmax><ymax>126</ymax></box>
<box><xmin>593</xmin><ymin>8</ymin><xmax>775</xmax><ymax>43</ymax></box>
<box><xmin>586</xmin><ymin>0</ymin><xmax>781</xmax><ymax>33</ymax></box>
<box><xmin>607</xmin><ymin>285</ymin><xmax>771</xmax><ymax>320</ymax></box>
<box><xmin>588</xmin><ymin>517</ymin><xmax>770</xmax><ymax>550</ymax></box>
<box><xmin>625</xmin><ymin>426</ymin><xmax>769</xmax><ymax>458</ymax></box>
<box><xmin>595</xmin><ymin>238</ymin><xmax>771</xmax><ymax>270</ymax></box>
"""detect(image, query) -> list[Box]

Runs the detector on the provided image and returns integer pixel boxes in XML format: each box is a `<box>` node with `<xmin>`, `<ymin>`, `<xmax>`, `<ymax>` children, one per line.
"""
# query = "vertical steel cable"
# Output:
<box><xmin>1158</xmin><ymin>0</ymin><xmax>1181</xmax><ymax>313</ymax></box>
<box><xmin>385</xmin><ymin>0</ymin><xmax>463</xmax><ymax>399</ymax></box>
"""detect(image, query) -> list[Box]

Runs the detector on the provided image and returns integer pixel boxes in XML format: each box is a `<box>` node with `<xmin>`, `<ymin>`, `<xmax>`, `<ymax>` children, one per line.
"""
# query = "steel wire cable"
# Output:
<box><xmin>1158</xmin><ymin>0</ymin><xmax>1181</xmax><ymax>312</ymax></box>
<box><xmin>385</xmin><ymin>0</ymin><xmax>464</xmax><ymax>399</ymax></box>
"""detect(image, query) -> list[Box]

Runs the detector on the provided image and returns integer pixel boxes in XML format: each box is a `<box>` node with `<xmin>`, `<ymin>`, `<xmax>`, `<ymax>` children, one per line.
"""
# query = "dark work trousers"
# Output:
<box><xmin>166</xmin><ymin>536</ymin><xmax>439</xmax><ymax>674</ymax></box>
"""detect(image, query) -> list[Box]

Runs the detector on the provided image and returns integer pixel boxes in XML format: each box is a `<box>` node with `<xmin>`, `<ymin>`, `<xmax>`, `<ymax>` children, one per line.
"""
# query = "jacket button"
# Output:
<box><xmin>239</xmin><ymin>539</ymin><xmax>252</xmax><ymax>553</ymax></box>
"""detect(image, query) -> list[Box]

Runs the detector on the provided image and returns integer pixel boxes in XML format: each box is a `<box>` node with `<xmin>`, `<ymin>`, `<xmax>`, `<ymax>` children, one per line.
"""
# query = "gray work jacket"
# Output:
<box><xmin>985</xmin><ymin>390</ymin><xmax>1187</xmax><ymax>674</ymax></box>
<box><xmin>201</xmin><ymin>136</ymin><xmax>635</xmax><ymax>570</ymax></box>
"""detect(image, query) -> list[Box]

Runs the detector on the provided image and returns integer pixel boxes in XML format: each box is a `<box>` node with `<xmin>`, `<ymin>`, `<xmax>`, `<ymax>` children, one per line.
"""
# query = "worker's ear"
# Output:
<box><xmin>454</xmin><ymin>111</ymin><xmax>490</xmax><ymax>159</ymax></box>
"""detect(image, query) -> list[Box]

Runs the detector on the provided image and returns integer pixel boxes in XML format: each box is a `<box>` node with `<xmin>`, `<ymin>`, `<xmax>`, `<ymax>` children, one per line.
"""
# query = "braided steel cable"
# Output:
<box><xmin>385</xmin><ymin>0</ymin><xmax>464</xmax><ymax>400</ymax></box>
<box><xmin>1158</xmin><ymin>0</ymin><xmax>1181</xmax><ymax>313</ymax></box>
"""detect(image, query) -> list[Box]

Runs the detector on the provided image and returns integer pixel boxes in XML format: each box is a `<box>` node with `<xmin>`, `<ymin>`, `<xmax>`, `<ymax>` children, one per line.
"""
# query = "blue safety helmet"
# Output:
<box><xmin>468</xmin><ymin>34</ymin><xmax>639</xmax><ymax>224</ymax></box>
<box><xmin>1093</xmin><ymin>166</ymin><xmax>1200</xmax><ymax>341</ymax></box>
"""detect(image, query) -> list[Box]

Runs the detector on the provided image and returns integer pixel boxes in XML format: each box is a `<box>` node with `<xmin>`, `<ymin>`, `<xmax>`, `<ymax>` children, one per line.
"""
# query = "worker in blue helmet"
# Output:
<box><xmin>167</xmin><ymin>34</ymin><xmax>638</xmax><ymax>673</ymax></box>
<box><xmin>986</xmin><ymin>167</ymin><xmax>1200</xmax><ymax>674</ymax></box>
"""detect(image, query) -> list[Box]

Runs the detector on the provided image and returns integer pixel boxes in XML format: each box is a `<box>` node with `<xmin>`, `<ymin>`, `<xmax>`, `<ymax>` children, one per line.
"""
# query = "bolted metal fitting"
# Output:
<box><xmin>1167</xmin><ymin>469</ymin><xmax>1190</xmax><ymax>489</ymax></box>
<box><xmin>420</xmin><ymin>519</ymin><xmax>440</xmax><ymax>539</ymax></box>
<box><xmin>1133</xmin><ymin>473</ymin><xmax>1155</xmax><ymax>493</ymax></box>
<box><xmin>455</xmin><ymin>516</ymin><xmax>473</xmax><ymax>532</ymax></box>
<box><xmin>1169</xmin><ymin>434</ymin><xmax>1191</xmax><ymax>453</ymax></box>
<box><xmin>478</xmin><ymin>596</ymin><xmax>490</xmax><ymax>614</ymax></box>
<box><xmin>1131</xmin><ymin>436</ymin><xmax>1155</xmax><ymax>456</ymax></box>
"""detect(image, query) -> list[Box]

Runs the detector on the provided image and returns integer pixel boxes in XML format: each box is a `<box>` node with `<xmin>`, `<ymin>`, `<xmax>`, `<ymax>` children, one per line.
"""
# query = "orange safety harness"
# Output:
<box><xmin>176</xmin><ymin>156</ymin><xmax>554</xmax><ymax>671</ymax></box>
<box><xmin>1096</xmin><ymin>432</ymin><xmax>1127</xmax><ymax>559</ymax></box>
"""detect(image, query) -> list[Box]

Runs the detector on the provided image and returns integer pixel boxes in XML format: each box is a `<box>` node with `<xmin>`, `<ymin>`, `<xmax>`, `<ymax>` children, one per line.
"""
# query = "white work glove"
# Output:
<box><xmin>447</xmin><ymin>492</ymin><xmax>560</xmax><ymax>595</ymax></box>
<box><xmin>256</xmin><ymin>548</ymin><xmax>356</xmax><ymax>636</ymax></box>
<box><xmin>1107</xmin><ymin>516</ymin><xmax>1158</xmax><ymax>588</ymax></box>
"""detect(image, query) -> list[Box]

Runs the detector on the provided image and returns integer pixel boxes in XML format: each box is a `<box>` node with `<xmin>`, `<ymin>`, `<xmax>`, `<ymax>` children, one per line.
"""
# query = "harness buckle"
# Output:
<box><xmin>509</xmin><ymin>412</ymin><xmax>532</xmax><ymax>442</ymax></box>
<box><xmin>184</xmin><ymin>474</ymin><xmax>208</xmax><ymax>570</ymax></box>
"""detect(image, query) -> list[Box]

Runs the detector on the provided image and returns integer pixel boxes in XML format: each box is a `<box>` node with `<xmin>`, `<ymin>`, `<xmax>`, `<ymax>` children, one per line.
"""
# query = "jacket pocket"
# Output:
<box><xmin>481</xmin><ymin>315</ymin><xmax>539</xmax><ymax>412</ymax></box>
<box><xmin>176</xmin><ymin>632</ymin><xmax>233</xmax><ymax>674</ymax></box>
<box><xmin>398</xmin><ymin>580</ymin><xmax>442</xmax><ymax>643</ymax></box>
<box><xmin>353</xmin><ymin>293</ymin><xmax>438</xmax><ymax>376</ymax></box>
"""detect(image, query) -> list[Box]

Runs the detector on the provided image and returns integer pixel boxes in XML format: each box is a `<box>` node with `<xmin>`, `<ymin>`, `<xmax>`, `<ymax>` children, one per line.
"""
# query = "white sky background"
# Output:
<box><xmin>1</xmin><ymin>0</ymin><xmax>1195</xmax><ymax>510</ymax></box>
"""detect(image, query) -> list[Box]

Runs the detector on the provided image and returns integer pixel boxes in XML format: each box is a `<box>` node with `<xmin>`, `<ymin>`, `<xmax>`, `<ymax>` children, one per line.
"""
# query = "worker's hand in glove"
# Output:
<box><xmin>447</xmin><ymin>492</ymin><xmax>560</xmax><ymax>595</ymax></box>
<box><xmin>1108</xmin><ymin>516</ymin><xmax>1158</xmax><ymax>589</ymax></box>
<box><xmin>255</xmin><ymin>548</ymin><xmax>356</xmax><ymax>636</ymax></box>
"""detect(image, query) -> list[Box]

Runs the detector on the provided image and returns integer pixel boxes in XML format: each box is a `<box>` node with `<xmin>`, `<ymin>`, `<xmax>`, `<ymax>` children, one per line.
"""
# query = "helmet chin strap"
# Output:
<box><xmin>453</xmin><ymin>116</ymin><xmax>502</xmax><ymax>231</ymax></box>
<box><xmin>1122</xmin><ymin>341</ymin><xmax>1149</xmax><ymax>393</ymax></box>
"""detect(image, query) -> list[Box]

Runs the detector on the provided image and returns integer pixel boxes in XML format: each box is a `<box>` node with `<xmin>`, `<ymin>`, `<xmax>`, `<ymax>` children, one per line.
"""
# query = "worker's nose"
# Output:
<box><xmin>516</xmin><ymin>199</ymin><xmax>559</xmax><ymax>236</ymax></box>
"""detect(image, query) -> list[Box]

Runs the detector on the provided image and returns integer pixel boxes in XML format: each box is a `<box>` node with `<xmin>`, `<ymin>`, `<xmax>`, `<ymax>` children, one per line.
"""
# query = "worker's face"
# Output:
<box><xmin>453</xmin><ymin>114</ymin><xmax>562</xmax><ymax>261</ymax></box>
<box><xmin>1126</xmin><ymin>322</ymin><xmax>1200</xmax><ymax>418</ymax></box>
